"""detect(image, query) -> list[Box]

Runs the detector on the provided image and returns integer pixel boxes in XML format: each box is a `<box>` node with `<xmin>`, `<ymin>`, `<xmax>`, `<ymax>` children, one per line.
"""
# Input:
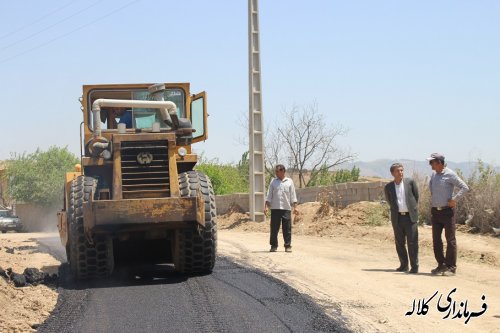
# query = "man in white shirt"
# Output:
<box><xmin>384</xmin><ymin>163</ymin><xmax>420</xmax><ymax>273</ymax></box>
<box><xmin>264</xmin><ymin>164</ymin><xmax>299</xmax><ymax>253</ymax></box>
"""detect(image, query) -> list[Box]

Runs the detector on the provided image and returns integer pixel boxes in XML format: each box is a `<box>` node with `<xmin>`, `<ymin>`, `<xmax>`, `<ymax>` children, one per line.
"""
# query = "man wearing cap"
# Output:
<box><xmin>384</xmin><ymin>163</ymin><xmax>420</xmax><ymax>274</ymax></box>
<box><xmin>427</xmin><ymin>153</ymin><xmax>469</xmax><ymax>276</ymax></box>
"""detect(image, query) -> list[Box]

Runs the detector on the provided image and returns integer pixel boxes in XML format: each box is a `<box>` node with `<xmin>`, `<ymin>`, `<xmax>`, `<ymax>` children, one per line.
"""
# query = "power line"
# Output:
<box><xmin>0</xmin><ymin>0</ymin><xmax>141</xmax><ymax>65</ymax></box>
<box><xmin>0</xmin><ymin>0</ymin><xmax>76</xmax><ymax>41</ymax></box>
<box><xmin>0</xmin><ymin>0</ymin><xmax>104</xmax><ymax>51</ymax></box>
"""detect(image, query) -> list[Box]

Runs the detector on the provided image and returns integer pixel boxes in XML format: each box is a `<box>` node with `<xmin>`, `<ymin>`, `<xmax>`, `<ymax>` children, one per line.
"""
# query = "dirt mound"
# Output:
<box><xmin>0</xmin><ymin>234</ymin><xmax>60</xmax><ymax>332</ymax></box>
<box><xmin>218</xmin><ymin>201</ymin><xmax>384</xmax><ymax>237</ymax></box>
<box><xmin>218</xmin><ymin>212</ymin><xmax>264</xmax><ymax>232</ymax></box>
<box><xmin>294</xmin><ymin>201</ymin><xmax>382</xmax><ymax>237</ymax></box>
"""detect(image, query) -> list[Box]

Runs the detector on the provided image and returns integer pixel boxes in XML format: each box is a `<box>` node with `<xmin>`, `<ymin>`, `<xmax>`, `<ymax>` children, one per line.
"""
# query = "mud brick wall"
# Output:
<box><xmin>215</xmin><ymin>181</ymin><xmax>388</xmax><ymax>215</ymax></box>
<box><xmin>215</xmin><ymin>193</ymin><xmax>250</xmax><ymax>215</ymax></box>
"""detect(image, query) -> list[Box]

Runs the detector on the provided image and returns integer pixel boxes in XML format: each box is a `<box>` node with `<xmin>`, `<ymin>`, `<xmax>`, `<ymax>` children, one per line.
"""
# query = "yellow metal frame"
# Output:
<box><xmin>82</xmin><ymin>194</ymin><xmax>205</xmax><ymax>235</ymax></box>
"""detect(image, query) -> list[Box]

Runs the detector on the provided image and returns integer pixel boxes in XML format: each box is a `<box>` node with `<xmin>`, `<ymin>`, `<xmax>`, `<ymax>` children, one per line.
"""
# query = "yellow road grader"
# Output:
<box><xmin>57</xmin><ymin>82</ymin><xmax>216</xmax><ymax>279</ymax></box>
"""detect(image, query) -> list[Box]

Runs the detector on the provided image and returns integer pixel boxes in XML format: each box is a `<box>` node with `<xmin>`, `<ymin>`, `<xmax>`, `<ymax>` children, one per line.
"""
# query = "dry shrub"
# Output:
<box><xmin>293</xmin><ymin>211</ymin><xmax>302</xmax><ymax>224</ymax></box>
<box><xmin>316</xmin><ymin>191</ymin><xmax>331</xmax><ymax>218</ymax></box>
<box><xmin>458</xmin><ymin>162</ymin><xmax>500</xmax><ymax>233</ymax></box>
<box><xmin>413</xmin><ymin>162</ymin><xmax>500</xmax><ymax>234</ymax></box>
<box><xmin>315</xmin><ymin>188</ymin><xmax>342</xmax><ymax>219</ymax></box>
<box><xmin>412</xmin><ymin>172</ymin><xmax>432</xmax><ymax>225</ymax></box>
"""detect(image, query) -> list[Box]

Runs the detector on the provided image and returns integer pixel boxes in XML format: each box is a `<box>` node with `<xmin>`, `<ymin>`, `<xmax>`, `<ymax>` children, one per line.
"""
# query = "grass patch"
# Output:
<box><xmin>365</xmin><ymin>203</ymin><xmax>390</xmax><ymax>226</ymax></box>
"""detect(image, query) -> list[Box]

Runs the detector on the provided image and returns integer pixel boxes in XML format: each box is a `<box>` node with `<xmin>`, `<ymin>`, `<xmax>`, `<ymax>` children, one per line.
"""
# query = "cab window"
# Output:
<box><xmin>88</xmin><ymin>88</ymin><xmax>186</xmax><ymax>130</ymax></box>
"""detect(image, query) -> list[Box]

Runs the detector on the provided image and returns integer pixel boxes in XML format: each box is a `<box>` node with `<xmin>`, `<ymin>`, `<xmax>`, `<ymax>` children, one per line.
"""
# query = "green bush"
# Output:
<box><xmin>4</xmin><ymin>146</ymin><xmax>79</xmax><ymax>206</ymax></box>
<box><xmin>195</xmin><ymin>153</ymin><xmax>249</xmax><ymax>195</ymax></box>
<box><xmin>365</xmin><ymin>202</ymin><xmax>390</xmax><ymax>226</ymax></box>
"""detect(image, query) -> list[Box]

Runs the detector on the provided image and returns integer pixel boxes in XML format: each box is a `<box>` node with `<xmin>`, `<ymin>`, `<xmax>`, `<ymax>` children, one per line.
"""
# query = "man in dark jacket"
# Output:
<box><xmin>384</xmin><ymin>163</ymin><xmax>420</xmax><ymax>274</ymax></box>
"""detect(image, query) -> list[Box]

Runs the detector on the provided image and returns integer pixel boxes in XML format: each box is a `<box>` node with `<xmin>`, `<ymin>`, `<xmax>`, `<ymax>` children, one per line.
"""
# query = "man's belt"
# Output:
<box><xmin>398</xmin><ymin>212</ymin><xmax>408</xmax><ymax>215</ymax></box>
<box><xmin>433</xmin><ymin>206</ymin><xmax>450</xmax><ymax>211</ymax></box>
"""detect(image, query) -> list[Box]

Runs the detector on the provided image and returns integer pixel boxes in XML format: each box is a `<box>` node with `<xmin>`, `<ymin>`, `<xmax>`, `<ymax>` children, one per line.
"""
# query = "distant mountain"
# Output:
<box><xmin>345</xmin><ymin>159</ymin><xmax>500</xmax><ymax>179</ymax></box>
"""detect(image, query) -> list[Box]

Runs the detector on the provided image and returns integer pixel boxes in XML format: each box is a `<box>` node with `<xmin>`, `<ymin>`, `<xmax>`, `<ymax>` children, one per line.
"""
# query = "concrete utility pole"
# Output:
<box><xmin>248</xmin><ymin>0</ymin><xmax>266</xmax><ymax>222</ymax></box>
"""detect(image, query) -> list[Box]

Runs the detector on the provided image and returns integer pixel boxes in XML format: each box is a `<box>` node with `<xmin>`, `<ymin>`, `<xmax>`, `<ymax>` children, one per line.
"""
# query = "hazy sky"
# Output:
<box><xmin>1</xmin><ymin>0</ymin><xmax>499</xmax><ymax>165</ymax></box>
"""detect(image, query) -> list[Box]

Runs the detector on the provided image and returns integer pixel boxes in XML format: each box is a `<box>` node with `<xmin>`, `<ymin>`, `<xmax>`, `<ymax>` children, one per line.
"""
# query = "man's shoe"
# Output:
<box><xmin>396</xmin><ymin>265</ymin><xmax>409</xmax><ymax>272</ymax></box>
<box><xmin>285</xmin><ymin>247</ymin><xmax>292</xmax><ymax>253</ymax></box>
<box><xmin>409</xmin><ymin>267</ymin><xmax>418</xmax><ymax>274</ymax></box>
<box><xmin>442</xmin><ymin>267</ymin><xmax>456</xmax><ymax>276</ymax></box>
<box><xmin>270</xmin><ymin>247</ymin><xmax>277</xmax><ymax>252</ymax></box>
<box><xmin>431</xmin><ymin>265</ymin><xmax>447</xmax><ymax>275</ymax></box>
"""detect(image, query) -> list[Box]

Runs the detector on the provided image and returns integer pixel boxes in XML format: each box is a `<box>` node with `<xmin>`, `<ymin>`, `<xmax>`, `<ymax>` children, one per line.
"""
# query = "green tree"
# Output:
<box><xmin>308</xmin><ymin>165</ymin><xmax>360</xmax><ymax>187</ymax></box>
<box><xmin>333</xmin><ymin>169</ymin><xmax>350</xmax><ymax>183</ymax></box>
<box><xmin>350</xmin><ymin>166</ymin><xmax>360</xmax><ymax>181</ymax></box>
<box><xmin>195</xmin><ymin>153</ymin><xmax>249</xmax><ymax>195</ymax></box>
<box><xmin>307</xmin><ymin>164</ymin><xmax>332</xmax><ymax>187</ymax></box>
<box><xmin>4</xmin><ymin>146</ymin><xmax>79</xmax><ymax>206</ymax></box>
<box><xmin>237</xmin><ymin>151</ymin><xmax>249</xmax><ymax>188</ymax></box>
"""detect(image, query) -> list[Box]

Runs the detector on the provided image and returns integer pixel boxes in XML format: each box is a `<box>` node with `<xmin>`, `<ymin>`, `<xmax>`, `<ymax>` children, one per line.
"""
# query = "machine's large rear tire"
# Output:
<box><xmin>68</xmin><ymin>176</ymin><xmax>114</xmax><ymax>279</ymax></box>
<box><xmin>175</xmin><ymin>171</ymin><xmax>217</xmax><ymax>273</ymax></box>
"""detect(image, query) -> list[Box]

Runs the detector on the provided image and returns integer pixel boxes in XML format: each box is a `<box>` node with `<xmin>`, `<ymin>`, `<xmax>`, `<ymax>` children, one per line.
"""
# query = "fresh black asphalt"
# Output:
<box><xmin>36</xmin><ymin>236</ymin><xmax>350</xmax><ymax>333</ymax></box>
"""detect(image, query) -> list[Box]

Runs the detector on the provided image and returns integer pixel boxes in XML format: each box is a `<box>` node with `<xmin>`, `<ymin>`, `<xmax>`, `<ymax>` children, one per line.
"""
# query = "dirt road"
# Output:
<box><xmin>218</xmin><ymin>229</ymin><xmax>500</xmax><ymax>333</ymax></box>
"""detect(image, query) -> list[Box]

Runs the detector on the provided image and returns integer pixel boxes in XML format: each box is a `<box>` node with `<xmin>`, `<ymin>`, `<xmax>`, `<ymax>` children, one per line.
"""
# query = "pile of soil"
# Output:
<box><xmin>0</xmin><ymin>234</ymin><xmax>60</xmax><ymax>332</ymax></box>
<box><xmin>218</xmin><ymin>201</ymin><xmax>383</xmax><ymax>237</ymax></box>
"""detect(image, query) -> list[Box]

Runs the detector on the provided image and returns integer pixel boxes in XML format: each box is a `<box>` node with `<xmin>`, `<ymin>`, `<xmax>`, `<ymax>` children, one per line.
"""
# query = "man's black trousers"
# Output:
<box><xmin>392</xmin><ymin>214</ymin><xmax>419</xmax><ymax>269</ymax></box>
<box><xmin>270</xmin><ymin>209</ymin><xmax>292</xmax><ymax>248</ymax></box>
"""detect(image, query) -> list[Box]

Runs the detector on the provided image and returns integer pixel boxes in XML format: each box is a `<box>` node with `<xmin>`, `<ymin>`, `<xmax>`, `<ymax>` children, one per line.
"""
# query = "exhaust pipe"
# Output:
<box><xmin>92</xmin><ymin>98</ymin><xmax>177</xmax><ymax>137</ymax></box>
<box><xmin>148</xmin><ymin>83</ymin><xmax>179</xmax><ymax>129</ymax></box>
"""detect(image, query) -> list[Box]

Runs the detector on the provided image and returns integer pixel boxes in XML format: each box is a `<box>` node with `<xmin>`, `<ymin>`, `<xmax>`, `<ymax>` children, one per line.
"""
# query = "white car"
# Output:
<box><xmin>0</xmin><ymin>210</ymin><xmax>23</xmax><ymax>233</ymax></box>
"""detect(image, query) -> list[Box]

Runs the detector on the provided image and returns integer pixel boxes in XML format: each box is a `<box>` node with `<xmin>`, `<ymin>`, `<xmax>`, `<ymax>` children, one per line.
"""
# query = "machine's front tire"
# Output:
<box><xmin>67</xmin><ymin>176</ymin><xmax>114</xmax><ymax>279</ymax></box>
<box><xmin>175</xmin><ymin>171</ymin><xmax>217</xmax><ymax>273</ymax></box>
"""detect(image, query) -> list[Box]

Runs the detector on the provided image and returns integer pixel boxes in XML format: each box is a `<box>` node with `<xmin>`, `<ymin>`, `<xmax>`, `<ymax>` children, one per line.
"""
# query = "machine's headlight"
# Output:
<box><xmin>178</xmin><ymin>147</ymin><xmax>187</xmax><ymax>157</ymax></box>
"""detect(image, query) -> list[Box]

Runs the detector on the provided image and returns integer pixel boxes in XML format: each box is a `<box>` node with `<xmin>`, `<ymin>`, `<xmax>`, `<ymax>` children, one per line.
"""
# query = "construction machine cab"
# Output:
<box><xmin>85</xmin><ymin>83</ymin><xmax>206</xmax><ymax>140</ymax></box>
